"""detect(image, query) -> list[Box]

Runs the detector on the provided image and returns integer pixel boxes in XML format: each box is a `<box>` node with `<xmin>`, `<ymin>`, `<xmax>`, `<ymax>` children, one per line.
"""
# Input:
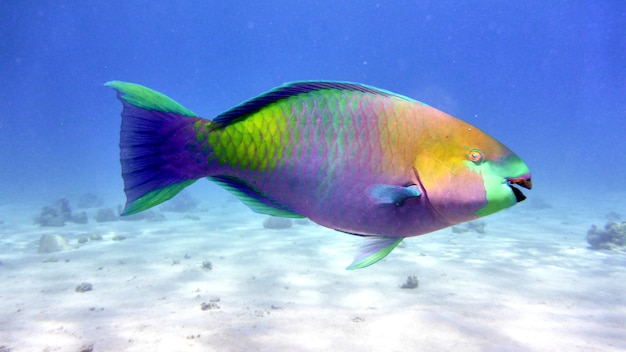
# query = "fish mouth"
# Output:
<box><xmin>506</xmin><ymin>174</ymin><xmax>532</xmax><ymax>203</ymax></box>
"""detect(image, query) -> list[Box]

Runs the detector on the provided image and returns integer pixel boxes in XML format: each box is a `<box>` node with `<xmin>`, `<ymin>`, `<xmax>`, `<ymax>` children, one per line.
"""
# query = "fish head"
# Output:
<box><xmin>413</xmin><ymin>108</ymin><xmax>531</xmax><ymax>224</ymax></box>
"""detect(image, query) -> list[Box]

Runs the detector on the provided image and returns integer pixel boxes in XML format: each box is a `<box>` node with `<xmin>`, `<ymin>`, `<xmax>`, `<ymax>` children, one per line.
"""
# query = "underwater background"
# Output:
<box><xmin>1</xmin><ymin>1</ymin><xmax>625</xmax><ymax>351</ymax></box>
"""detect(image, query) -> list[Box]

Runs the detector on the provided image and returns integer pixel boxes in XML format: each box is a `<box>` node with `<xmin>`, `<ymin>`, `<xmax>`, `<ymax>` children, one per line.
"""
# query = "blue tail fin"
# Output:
<box><xmin>106</xmin><ymin>81</ymin><xmax>208</xmax><ymax>215</ymax></box>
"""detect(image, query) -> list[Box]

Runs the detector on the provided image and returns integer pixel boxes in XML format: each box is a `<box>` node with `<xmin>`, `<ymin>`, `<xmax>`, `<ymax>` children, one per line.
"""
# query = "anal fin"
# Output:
<box><xmin>346</xmin><ymin>236</ymin><xmax>404</xmax><ymax>270</ymax></box>
<box><xmin>208</xmin><ymin>175</ymin><xmax>304</xmax><ymax>218</ymax></box>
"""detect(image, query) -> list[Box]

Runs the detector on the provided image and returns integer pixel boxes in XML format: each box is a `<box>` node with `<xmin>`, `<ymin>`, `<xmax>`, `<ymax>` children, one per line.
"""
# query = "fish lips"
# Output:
<box><xmin>506</xmin><ymin>174</ymin><xmax>532</xmax><ymax>203</ymax></box>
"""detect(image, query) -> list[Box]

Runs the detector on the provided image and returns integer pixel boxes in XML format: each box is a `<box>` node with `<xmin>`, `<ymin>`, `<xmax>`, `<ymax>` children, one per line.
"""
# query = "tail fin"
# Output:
<box><xmin>106</xmin><ymin>81</ymin><xmax>208</xmax><ymax>215</ymax></box>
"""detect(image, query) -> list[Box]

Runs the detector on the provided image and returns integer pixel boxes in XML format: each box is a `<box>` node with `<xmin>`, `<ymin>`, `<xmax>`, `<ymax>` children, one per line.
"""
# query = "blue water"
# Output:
<box><xmin>1</xmin><ymin>1</ymin><xmax>624</xmax><ymax>203</ymax></box>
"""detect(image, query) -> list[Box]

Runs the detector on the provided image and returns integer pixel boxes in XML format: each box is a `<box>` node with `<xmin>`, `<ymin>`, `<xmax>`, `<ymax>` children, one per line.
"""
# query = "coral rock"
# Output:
<box><xmin>35</xmin><ymin>198</ymin><xmax>72</xmax><ymax>227</ymax></box>
<box><xmin>587</xmin><ymin>222</ymin><xmax>626</xmax><ymax>250</ymax></box>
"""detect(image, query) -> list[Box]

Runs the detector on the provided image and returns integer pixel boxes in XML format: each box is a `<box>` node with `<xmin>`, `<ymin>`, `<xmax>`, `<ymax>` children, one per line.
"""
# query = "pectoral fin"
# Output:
<box><xmin>346</xmin><ymin>236</ymin><xmax>404</xmax><ymax>270</ymax></box>
<box><xmin>368</xmin><ymin>184</ymin><xmax>421</xmax><ymax>206</ymax></box>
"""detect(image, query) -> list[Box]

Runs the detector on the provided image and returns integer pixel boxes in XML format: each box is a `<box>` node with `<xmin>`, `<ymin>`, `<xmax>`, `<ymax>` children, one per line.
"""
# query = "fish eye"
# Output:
<box><xmin>468</xmin><ymin>149</ymin><xmax>484</xmax><ymax>163</ymax></box>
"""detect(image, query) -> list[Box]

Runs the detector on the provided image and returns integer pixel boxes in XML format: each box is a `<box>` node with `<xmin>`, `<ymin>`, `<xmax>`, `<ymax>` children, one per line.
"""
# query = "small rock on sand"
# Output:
<box><xmin>400</xmin><ymin>275</ymin><xmax>419</xmax><ymax>289</ymax></box>
<box><xmin>37</xmin><ymin>234</ymin><xmax>71</xmax><ymax>253</ymax></box>
<box><xmin>201</xmin><ymin>302</ymin><xmax>220</xmax><ymax>310</ymax></box>
<box><xmin>76</xmin><ymin>282</ymin><xmax>93</xmax><ymax>292</ymax></box>
<box><xmin>90</xmin><ymin>233</ymin><xmax>103</xmax><ymax>241</ymax></box>
<box><xmin>202</xmin><ymin>260</ymin><xmax>213</xmax><ymax>270</ymax></box>
<box><xmin>77</xmin><ymin>343</ymin><xmax>94</xmax><ymax>352</ymax></box>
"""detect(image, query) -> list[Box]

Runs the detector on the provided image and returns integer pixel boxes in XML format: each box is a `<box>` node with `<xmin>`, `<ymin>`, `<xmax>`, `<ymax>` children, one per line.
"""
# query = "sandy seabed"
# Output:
<box><xmin>0</xmin><ymin>190</ymin><xmax>625</xmax><ymax>352</ymax></box>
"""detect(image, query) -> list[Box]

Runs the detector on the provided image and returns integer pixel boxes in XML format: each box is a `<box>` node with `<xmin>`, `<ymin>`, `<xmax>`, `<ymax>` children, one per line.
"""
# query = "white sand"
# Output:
<box><xmin>0</xmin><ymin>191</ymin><xmax>625</xmax><ymax>352</ymax></box>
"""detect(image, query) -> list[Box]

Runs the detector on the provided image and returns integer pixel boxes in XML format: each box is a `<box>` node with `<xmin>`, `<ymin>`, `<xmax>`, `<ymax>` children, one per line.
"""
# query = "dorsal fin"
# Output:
<box><xmin>212</xmin><ymin>81</ymin><xmax>414</xmax><ymax>127</ymax></box>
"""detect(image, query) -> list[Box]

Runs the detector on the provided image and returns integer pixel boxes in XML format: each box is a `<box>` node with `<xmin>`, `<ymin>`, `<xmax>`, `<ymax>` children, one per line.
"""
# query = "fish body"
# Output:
<box><xmin>107</xmin><ymin>81</ymin><xmax>531</xmax><ymax>269</ymax></box>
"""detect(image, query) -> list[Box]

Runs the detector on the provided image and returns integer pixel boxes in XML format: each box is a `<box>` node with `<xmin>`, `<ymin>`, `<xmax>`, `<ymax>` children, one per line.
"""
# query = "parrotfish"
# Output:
<box><xmin>106</xmin><ymin>81</ymin><xmax>531</xmax><ymax>269</ymax></box>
